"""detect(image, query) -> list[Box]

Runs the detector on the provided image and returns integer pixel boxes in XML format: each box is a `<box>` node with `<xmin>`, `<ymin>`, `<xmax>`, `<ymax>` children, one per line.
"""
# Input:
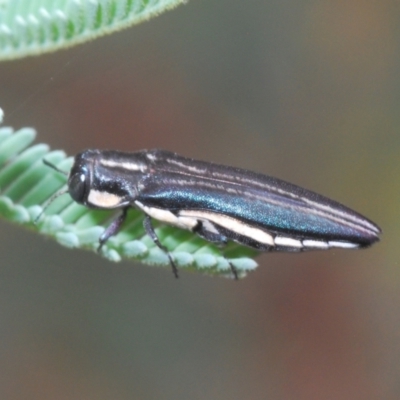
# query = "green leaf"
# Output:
<box><xmin>0</xmin><ymin>125</ymin><xmax>259</xmax><ymax>278</ymax></box>
<box><xmin>0</xmin><ymin>0</ymin><xmax>187</xmax><ymax>61</ymax></box>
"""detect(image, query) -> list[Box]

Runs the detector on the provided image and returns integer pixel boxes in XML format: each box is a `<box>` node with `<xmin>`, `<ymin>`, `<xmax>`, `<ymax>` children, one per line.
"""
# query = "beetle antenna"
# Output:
<box><xmin>34</xmin><ymin>158</ymin><xmax>69</xmax><ymax>224</ymax></box>
<box><xmin>34</xmin><ymin>188</ymin><xmax>69</xmax><ymax>224</ymax></box>
<box><xmin>43</xmin><ymin>159</ymin><xmax>68</xmax><ymax>176</ymax></box>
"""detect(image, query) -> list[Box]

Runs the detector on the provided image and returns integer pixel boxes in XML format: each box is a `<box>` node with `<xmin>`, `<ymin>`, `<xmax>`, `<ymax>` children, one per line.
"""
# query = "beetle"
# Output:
<box><xmin>43</xmin><ymin>149</ymin><xmax>381</xmax><ymax>278</ymax></box>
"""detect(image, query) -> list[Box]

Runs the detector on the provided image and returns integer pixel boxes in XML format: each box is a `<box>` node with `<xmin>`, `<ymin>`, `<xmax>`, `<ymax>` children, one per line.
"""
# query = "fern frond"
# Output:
<box><xmin>0</xmin><ymin>0</ymin><xmax>187</xmax><ymax>61</ymax></box>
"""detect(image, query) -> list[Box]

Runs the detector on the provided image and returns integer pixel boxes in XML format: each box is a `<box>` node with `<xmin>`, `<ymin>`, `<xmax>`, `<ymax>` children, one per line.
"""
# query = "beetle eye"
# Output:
<box><xmin>68</xmin><ymin>173</ymin><xmax>87</xmax><ymax>203</ymax></box>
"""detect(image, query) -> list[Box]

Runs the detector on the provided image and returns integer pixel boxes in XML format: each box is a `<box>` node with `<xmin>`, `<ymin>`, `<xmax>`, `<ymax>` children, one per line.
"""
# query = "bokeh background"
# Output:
<box><xmin>0</xmin><ymin>1</ymin><xmax>399</xmax><ymax>399</ymax></box>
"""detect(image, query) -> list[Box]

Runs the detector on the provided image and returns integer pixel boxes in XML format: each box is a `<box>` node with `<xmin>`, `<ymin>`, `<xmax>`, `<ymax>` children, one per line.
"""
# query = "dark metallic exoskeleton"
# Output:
<box><xmin>46</xmin><ymin>149</ymin><xmax>381</xmax><ymax>278</ymax></box>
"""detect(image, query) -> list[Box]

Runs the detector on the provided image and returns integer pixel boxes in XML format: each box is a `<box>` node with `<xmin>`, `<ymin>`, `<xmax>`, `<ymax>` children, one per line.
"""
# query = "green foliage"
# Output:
<box><xmin>0</xmin><ymin>126</ymin><xmax>259</xmax><ymax>278</ymax></box>
<box><xmin>0</xmin><ymin>0</ymin><xmax>186</xmax><ymax>60</ymax></box>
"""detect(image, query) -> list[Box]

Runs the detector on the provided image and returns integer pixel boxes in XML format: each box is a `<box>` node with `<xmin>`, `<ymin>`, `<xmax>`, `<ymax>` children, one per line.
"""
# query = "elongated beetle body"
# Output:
<box><xmin>45</xmin><ymin>149</ymin><xmax>381</xmax><ymax>277</ymax></box>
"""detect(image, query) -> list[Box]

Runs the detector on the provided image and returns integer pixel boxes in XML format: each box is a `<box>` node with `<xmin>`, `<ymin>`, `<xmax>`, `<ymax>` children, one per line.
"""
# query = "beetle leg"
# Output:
<box><xmin>193</xmin><ymin>221</ymin><xmax>238</xmax><ymax>280</ymax></box>
<box><xmin>143</xmin><ymin>214</ymin><xmax>179</xmax><ymax>279</ymax></box>
<box><xmin>226</xmin><ymin>261</ymin><xmax>239</xmax><ymax>280</ymax></box>
<box><xmin>98</xmin><ymin>207</ymin><xmax>128</xmax><ymax>252</ymax></box>
<box><xmin>192</xmin><ymin>220</ymin><xmax>228</xmax><ymax>245</ymax></box>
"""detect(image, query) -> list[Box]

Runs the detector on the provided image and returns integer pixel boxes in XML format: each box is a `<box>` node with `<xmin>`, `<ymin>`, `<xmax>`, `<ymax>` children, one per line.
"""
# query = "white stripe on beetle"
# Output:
<box><xmin>178</xmin><ymin>210</ymin><xmax>275</xmax><ymax>246</ymax></box>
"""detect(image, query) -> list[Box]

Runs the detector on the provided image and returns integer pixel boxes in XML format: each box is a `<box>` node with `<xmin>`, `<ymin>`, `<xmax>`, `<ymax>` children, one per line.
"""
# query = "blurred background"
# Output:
<box><xmin>0</xmin><ymin>0</ymin><xmax>399</xmax><ymax>399</ymax></box>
